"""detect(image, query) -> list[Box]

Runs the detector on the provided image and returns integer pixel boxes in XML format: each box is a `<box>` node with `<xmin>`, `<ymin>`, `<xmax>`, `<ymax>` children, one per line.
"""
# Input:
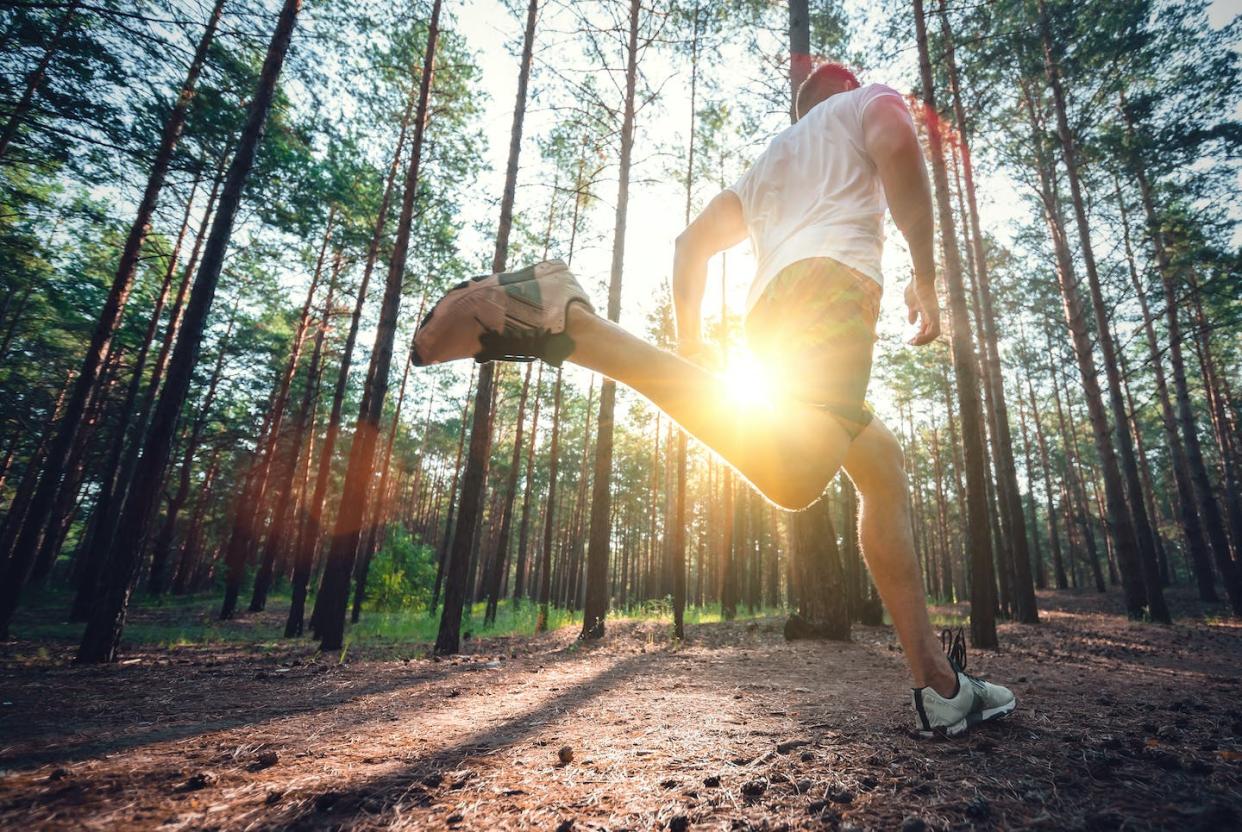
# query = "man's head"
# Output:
<box><xmin>795</xmin><ymin>61</ymin><xmax>861</xmax><ymax>120</ymax></box>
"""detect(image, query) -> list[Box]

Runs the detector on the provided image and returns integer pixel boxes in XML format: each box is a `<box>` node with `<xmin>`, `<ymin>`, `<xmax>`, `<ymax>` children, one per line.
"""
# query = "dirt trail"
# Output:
<box><xmin>1</xmin><ymin>589</ymin><xmax>1240</xmax><ymax>830</ymax></box>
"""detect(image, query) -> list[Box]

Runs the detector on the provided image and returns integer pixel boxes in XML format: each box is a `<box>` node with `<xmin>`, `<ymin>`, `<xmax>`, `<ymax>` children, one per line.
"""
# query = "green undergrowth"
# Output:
<box><xmin>14</xmin><ymin>586</ymin><xmax>800</xmax><ymax>656</ymax></box>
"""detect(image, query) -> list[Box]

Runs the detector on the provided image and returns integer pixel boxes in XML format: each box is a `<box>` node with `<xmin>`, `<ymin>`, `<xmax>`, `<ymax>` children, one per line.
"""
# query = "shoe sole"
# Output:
<box><xmin>946</xmin><ymin>697</ymin><xmax>1017</xmax><ymax>738</ymax></box>
<box><xmin>920</xmin><ymin>697</ymin><xmax>1017</xmax><ymax>739</ymax></box>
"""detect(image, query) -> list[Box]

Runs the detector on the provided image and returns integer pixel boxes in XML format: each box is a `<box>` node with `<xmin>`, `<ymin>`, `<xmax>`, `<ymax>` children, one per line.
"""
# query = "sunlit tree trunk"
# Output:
<box><xmin>513</xmin><ymin>362</ymin><xmax>544</xmax><ymax>606</ymax></box>
<box><xmin>316</xmin><ymin>0</ymin><xmax>443</xmax><ymax>652</ymax></box>
<box><xmin>251</xmin><ymin>259</ymin><xmax>339</xmax><ymax>612</ymax></box>
<box><xmin>148</xmin><ymin>299</ymin><xmax>238</xmax><ymax>602</ymax></box>
<box><xmin>352</xmin><ymin>337</ymin><xmax>418</xmax><ymax>623</ymax></box>
<box><xmin>221</xmin><ymin>216</ymin><xmax>330</xmax><ymax>620</ymax></box>
<box><xmin>579</xmin><ymin>0</ymin><xmax>640</xmax><ymax>640</ymax></box>
<box><xmin>483</xmin><ymin>363</ymin><xmax>533</xmax><ymax>625</ymax></box>
<box><xmin>430</xmin><ymin>365</ymin><xmax>474</xmax><ymax>615</ymax></box>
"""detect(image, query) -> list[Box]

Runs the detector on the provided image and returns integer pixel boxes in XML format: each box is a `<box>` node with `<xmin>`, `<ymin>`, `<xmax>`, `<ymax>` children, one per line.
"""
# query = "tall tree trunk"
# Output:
<box><xmin>1020</xmin><ymin>80</ymin><xmax>1132</xmax><ymax>599</ymax></box>
<box><xmin>145</xmin><ymin>298</ymin><xmax>238</xmax><ymax>602</ymax></box>
<box><xmin>1186</xmin><ymin>277</ymin><xmax>1242</xmax><ymax>563</ymax></box>
<box><xmin>75</xmin><ymin>0</ymin><xmax>303</xmax><ymax>662</ymax></box>
<box><xmin>912</xmin><ymin>0</ymin><xmax>997</xmax><ymax>647</ymax></box>
<box><xmin>318</xmin><ymin>0</ymin><xmax>441</xmax><ymax>652</ymax></box>
<box><xmin>1024</xmin><ymin>379</ymin><xmax>1067</xmax><ymax>589</ymax></box>
<box><xmin>351</xmin><ymin>335</ymin><xmax>418</xmax><ymax>623</ymax></box>
<box><xmin>73</xmin><ymin>176</ymin><xmax>202</xmax><ymax>597</ymax></box>
<box><xmin>1114</xmin><ymin>173</ymin><xmax>1217</xmax><ymax>600</ymax></box>
<box><xmin>170</xmin><ymin>448</ymin><xmax>221</xmax><ymax>595</ymax></box>
<box><xmin>512</xmin><ymin>362</ymin><xmax>544</xmax><ymax>605</ymax></box>
<box><xmin>670</xmin><ymin>0</ymin><xmax>701</xmax><ymax>641</ymax></box>
<box><xmin>1036</xmin><ymin>0</ymin><xmax>1167</xmax><ymax>621</ymax></box>
<box><xmin>1123</xmin><ymin>108</ymin><xmax>1242</xmax><ymax>614</ymax></box>
<box><xmin>0</xmin><ymin>0</ymin><xmax>228</xmax><ymax>636</ymax></box>
<box><xmin>430</xmin><ymin>364</ymin><xmax>474</xmax><ymax>615</ymax></box>
<box><xmin>939</xmin><ymin>1</ymin><xmax>1037</xmax><ymax>622</ymax></box>
<box><xmin>285</xmin><ymin>71</ymin><xmax>418</xmax><ymax>638</ymax></box>
<box><xmin>1047</xmin><ymin>341</ymin><xmax>1107</xmax><ymax>592</ymax></box>
<box><xmin>787</xmin><ymin>0</ymin><xmax>810</xmax><ymax>122</ymax></box>
<box><xmin>433</xmin><ymin>0</ymin><xmax>539</xmax><ymax>655</ymax></box>
<box><xmin>579</xmin><ymin>0</ymin><xmax>640</xmax><ymax>642</ymax></box>
<box><xmin>483</xmin><ymin>364</ymin><xmax>533</xmax><ymax>625</ymax></box>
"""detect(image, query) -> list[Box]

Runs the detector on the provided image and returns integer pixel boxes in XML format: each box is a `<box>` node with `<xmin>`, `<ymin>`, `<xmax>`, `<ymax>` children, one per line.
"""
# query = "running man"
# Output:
<box><xmin>412</xmin><ymin>62</ymin><xmax>1015</xmax><ymax>737</ymax></box>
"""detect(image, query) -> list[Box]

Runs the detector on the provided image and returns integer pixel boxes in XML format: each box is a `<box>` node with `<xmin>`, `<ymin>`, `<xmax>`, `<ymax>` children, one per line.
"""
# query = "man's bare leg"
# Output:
<box><xmin>564</xmin><ymin>306</ymin><xmax>958</xmax><ymax>695</ymax></box>
<box><xmin>843</xmin><ymin>419</ymin><xmax>958</xmax><ymax>697</ymax></box>
<box><xmin>565</xmin><ymin>305</ymin><xmax>852</xmax><ymax>511</ymax></box>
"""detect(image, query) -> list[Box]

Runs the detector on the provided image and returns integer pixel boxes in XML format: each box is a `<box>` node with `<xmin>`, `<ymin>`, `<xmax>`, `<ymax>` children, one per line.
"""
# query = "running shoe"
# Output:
<box><xmin>412</xmin><ymin>259</ymin><xmax>593</xmax><ymax>367</ymax></box>
<box><xmin>912</xmin><ymin>629</ymin><xmax>1016</xmax><ymax>738</ymax></box>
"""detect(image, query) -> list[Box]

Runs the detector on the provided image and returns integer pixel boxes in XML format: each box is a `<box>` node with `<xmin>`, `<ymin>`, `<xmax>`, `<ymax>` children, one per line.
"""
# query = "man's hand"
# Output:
<box><xmin>904</xmin><ymin>277</ymin><xmax>941</xmax><ymax>346</ymax></box>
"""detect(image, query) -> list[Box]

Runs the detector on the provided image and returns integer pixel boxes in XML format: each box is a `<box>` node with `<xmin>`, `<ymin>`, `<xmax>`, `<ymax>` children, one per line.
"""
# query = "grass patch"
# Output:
<box><xmin>13</xmin><ymin>588</ymin><xmax>798</xmax><ymax>654</ymax></box>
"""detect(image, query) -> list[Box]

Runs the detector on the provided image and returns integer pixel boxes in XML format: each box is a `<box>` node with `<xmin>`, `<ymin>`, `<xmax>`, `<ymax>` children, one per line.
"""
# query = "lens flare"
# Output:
<box><xmin>721</xmin><ymin>348</ymin><xmax>776</xmax><ymax>409</ymax></box>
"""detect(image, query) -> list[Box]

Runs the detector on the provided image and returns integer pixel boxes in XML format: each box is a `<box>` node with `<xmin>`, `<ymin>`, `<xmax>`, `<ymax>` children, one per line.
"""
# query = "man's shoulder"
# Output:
<box><xmin>854</xmin><ymin>83</ymin><xmax>906</xmax><ymax>109</ymax></box>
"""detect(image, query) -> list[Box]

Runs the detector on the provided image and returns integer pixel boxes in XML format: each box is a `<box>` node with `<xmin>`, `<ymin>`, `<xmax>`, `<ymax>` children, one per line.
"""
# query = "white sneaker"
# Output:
<box><xmin>912</xmin><ymin>629</ymin><xmax>1016</xmax><ymax>738</ymax></box>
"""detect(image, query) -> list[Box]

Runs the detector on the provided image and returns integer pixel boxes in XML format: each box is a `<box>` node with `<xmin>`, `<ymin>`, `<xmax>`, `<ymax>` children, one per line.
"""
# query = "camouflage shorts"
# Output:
<box><xmin>745</xmin><ymin>257</ymin><xmax>881</xmax><ymax>439</ymax></box>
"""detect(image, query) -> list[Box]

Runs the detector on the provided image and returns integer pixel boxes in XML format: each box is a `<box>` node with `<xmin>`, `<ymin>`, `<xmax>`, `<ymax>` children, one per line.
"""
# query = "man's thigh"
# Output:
<box><xmin>745</xmin><ymin>258</ymin><xmax>881</xmax><ymax>439</ymax></box>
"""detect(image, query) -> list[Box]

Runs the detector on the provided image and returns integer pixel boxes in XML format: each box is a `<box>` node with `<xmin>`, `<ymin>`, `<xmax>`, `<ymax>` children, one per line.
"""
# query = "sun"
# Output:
<box><xmin>720</xmin><ymin>348</ymin><xmax>777</xmax><ymax>409</ymax></box>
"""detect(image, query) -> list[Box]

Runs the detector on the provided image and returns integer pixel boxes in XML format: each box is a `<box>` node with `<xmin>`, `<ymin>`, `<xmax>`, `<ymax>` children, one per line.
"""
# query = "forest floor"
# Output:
<box><xmin>1</xmin><ymin>588</ymin><xmax>1240</xmax><ymax>831</ymax></box>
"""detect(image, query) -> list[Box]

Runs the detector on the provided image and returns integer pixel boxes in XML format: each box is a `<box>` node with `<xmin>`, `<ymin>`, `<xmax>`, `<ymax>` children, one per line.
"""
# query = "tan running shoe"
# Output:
<box><xmin>412</xmin><ymin>259</ymin><xmax>593</xmax><ymax>367</ymax></box>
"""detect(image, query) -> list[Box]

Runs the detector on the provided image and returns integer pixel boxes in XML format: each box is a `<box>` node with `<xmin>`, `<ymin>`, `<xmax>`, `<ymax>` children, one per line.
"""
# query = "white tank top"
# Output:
<box><xmin>728</xmin><ymin>83</ymin><xmax>907</xmax><ymax>312</ymax></box>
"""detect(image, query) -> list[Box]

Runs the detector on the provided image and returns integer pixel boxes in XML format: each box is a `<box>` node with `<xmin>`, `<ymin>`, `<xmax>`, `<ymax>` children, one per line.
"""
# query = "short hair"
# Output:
<box><xmin>795</xmin><ymin>61</ymin><xmax>861</xmax><ymax>120</ymax></box>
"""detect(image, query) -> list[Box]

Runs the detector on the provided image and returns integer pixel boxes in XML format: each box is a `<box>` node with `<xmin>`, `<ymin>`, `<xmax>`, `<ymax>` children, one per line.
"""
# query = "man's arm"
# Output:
<box><xmin>673</xmin><ymin>190</ymin><xmax>748</xmax><ymax>356</ymax></box>
<box><xmin>862</xmin><ymin>94</ymin><xmax>941</xmax><ymax>345</ymax></box>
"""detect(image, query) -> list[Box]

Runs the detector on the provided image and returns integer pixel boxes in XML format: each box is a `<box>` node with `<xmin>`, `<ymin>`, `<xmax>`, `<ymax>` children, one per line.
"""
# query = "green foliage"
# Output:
<box><xmin>366</xmin><ymin>525</ymin><xmax>437</xmax><ymax>612</ymax></box>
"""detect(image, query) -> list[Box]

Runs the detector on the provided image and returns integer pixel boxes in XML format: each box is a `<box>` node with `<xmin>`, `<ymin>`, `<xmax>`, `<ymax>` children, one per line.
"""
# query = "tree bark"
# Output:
<box><xmin>146</xmin><ymin>297</ymin><xmax>238</xmax><ymax>602</ymax></box>
<box><xmin>433</xmin><ymin>0</ymin><xmax>535</xmax><ymax>655</ymax></box>
<box><xmin>1036</xmin><ymin>0</ymin><xmax>1167</xmax><ymax>621</ymax></box>
<box><xmin>250</xmin><ymin>257</ymin><xmax>338</xmax><ymax>612</ymax></box>
<box><xmin>939</xmin><ymin>1</ymin><xmax>1037</xmax><ymax>622</ymax></box>
<box><xmin>430</xmin><ymin>364</ymin><xmax>474</xmax><ymax>615</ymax></box>
<box><xmin>1114</xmin><ymin>173</ymin><xmax>1217</xmax><ymax>600</ymax></box>
<box><xmin>512</xmin><ymin>362</ymin><xmax>543</xmax><ymax>605</ymax></box>
<box><xmin>285</xmin><ymin>70</ymin><xmax>418</xmax><ymax>638</ymax></box>
<box><xmin>75</xmin><ymin>0</ymin><xmax>303</xmax><ymax>662</ymax></box>
<box><xmin>912</xmin><ymin>0</ymin><xmax>997</xmax><ymax>647</ymax></box>
<box><xmin>482</xmin><ymin>364</ymin><xmax>532</xmax><ymax>624</ymax></box>
<box><xmin>1124</xmin><ymin>108</ymin><xmax>1242</xmax><ymax>614</ymax></box>
<box><xmin>579</xmin><ymin>0</ymin><xmax>640</xmax><ymax>642</ymax></box>
<box><xmin>351</xmin><ymin>334</ymin><xmax>418</xmax><ymax>623</ymax></box>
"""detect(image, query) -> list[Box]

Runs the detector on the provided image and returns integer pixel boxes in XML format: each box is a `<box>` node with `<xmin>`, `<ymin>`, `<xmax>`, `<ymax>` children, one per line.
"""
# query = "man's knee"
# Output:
<box><xmin>850</xmin><ymin>427</ymin><xmax>906</xmax><ymax>497</ymax></box>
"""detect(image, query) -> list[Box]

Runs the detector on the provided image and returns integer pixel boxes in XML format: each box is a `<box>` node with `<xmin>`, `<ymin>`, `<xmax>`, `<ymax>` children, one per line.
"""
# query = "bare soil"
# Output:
<box><xmin>1</xmin><ymin>588</ymin><xmax>1240</xmax><ymax>830</ymax></box>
